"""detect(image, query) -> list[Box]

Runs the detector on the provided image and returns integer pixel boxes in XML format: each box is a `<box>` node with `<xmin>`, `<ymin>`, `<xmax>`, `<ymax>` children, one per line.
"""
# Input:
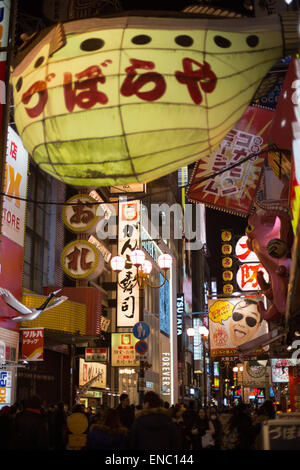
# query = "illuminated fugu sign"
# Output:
<box><xmin>11</xmin><ymin>12</ymin><xmax>298</xmax><ymax>187</ymax></box>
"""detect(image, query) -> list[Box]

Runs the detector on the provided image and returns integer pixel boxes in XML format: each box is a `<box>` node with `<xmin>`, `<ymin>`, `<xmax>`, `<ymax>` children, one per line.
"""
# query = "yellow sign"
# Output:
<box><xmin>222</xmin><ymin>270</ymin><xmax>233</xmax><ymax>282</ymax></box>
<box><xmin>223</xmin><ymin>284</ymin><xmax>234</xmax><ymax>295</ymax></box>
<box><xmin>11</xmin><ymin>13</ymin><xmax>297</xmax><ymax>186</ymax></box>
<box><xmin>111</xmin><ymin>333</ymin><xmax>139</xmax><ymax>367</ymax></box>
<box><xmin>62</xmin><ymin>194</ymin><xmax>98</xmax><ymax>233</ymax></box>
<box><xmin>61</xmin><ymin>239</ymin><xmax>104</xmax><ymax>280</ymax></box>
<box><xmin>221</xmin><ymin>244</ymin><xmax>232</xmax><ymax>255</ymax></box>
<box><xmin>221</xmin><ymin>231</ymin><xmax>232</xmax><ymax>242</ymax></box>
<box><xmin>209</xmin><ymin>300</ymin><xmax>234</xmax><ymax>325</ymax></box>
<box><xmin>222</xmin><ymin>257</ymin><xmax>233</xmax><ymax>268</ymax></box>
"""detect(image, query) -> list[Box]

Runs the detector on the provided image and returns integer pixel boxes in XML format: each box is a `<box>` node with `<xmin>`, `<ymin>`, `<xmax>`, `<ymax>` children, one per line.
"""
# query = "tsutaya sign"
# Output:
<box><xmin>11</xmin><ymin>12</ymin><xmax>298</xmax><ymax>187</ymax></box>
<box><xmin>176</xmin><ymin>294</ymin><xmax>184</xmax><ymax>335</ymax></box>
<box><xmin>117</xmin><ymin>199</ymin><xmax>141</xmax><ymax>327</ymax></box>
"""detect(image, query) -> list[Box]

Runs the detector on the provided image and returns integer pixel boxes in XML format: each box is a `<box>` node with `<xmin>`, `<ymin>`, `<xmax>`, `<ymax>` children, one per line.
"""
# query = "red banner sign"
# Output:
<box><xmin>187</xmin><ymin>106</ymin><xmax>274</xmax><ymax>216</ymax></box>
<box><xmin>21</xmin><ymin>328</ymin><xmax>44</xmax><ymax>361</ymax></box>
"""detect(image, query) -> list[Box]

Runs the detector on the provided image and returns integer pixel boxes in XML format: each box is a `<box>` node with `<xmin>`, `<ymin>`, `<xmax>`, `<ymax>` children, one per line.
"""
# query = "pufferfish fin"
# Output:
<box><xmin>49</xmin><ymin>22</ymin><xmax>66</xmax><ymax>57</ymax></box>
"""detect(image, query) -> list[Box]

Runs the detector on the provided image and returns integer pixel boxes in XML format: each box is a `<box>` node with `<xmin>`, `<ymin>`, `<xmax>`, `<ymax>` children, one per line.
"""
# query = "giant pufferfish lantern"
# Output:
<box><xmin>11</xmin><ymin>12</ymin><xmax>299</xmax><ymax>187</ymax></box>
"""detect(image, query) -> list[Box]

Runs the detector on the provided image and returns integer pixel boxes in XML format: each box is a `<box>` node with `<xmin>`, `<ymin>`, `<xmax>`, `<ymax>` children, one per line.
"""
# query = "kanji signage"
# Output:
<box><xmin>11</xmin><ymin>14</ymin><xmax>293</xmax><ymax>187</ymax></box>
<box><xmin>2</xmin><ymin>126</ymin><xmax>29</xmax><ymax>246</ymax></box>
<box><xmin>117</xmin><ymin>200</ymin><xmax>141</xmax><ymax>327</ymax></box>
<box><xmin>235</xmin><ymin>235</ymin><xmax>259</xmax><ymax>263</ymax></box>
<box><xmin>220</xmin><ymin>230</ymin><xmax>235</xmax><ymax>294</ymax></box>
<box><xmin>235</xmin><ymin>235</ymin><xmax>269</xmax><ymax>291</ymax></box>
<box><xmin>262</xmin><ymin>420</ymin><xmax>300</xmax><ymax>450</ymax></box>
<box><xmin>85</xmin><ymin>348</ymin><xmax>108</xmax><ymax>362</ymax></box>
<box><xmin>236</xmin><ymin>262</ymin><xmax>269</xmax><ymax>291</ymax></box>
<box><xmin>62</xmin><ymin>194</ymin><xmax>99</xmax><ymax>233</ymax></box>
<box><xmin>60</xmin><ymin>239</ymin><xmax>104</xmax><ymax>280</ymax></box>
<box><xmin>188</xmin><ymin>106</ymin><xmax>274</xmax><ymax>216</ymax></box>
<box><xmin>111</xmin><ymin>333</ymin><xmax>139</xmax><ymax>367</ymax></box>
<box><xmin>21</xmin><ymin>327</ymin><xmax>44</xmax><ymax>361</ymax></box>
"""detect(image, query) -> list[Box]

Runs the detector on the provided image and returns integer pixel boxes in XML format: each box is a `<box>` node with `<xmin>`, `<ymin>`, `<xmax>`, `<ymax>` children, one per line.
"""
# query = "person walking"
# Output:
<box><xmin>252</xmin><ymin>400</ymin><xmax>276</xmax><ymax>449</ymax></box>
<box><xmin>0</xmin><ymin>406</ymin><xmax>14</xmax><ymax>449</ymax></box>
<box><xmin>130</xmin><ymin>391</ymin><xmax>181</xmax><ymax>450</ymax></box>
<box><xmin>85</xmin><ymin>408</ymin><xmax>129</xmax><ymax>450</ymax></box>
<box><xmin>208</xmin><ymin>409</ymin><xmax>223</xmax><ymax>450</ymax></box>
<box><xmin>222</xmin><ymin>404</ymin><xmax>255</xmax><ymax>450</ymax></box>
<box><xmin>192</xmin><ymin>408</ymin><xmax>210</xmax><ymax>449</ymax></box>
<box><xmin>11</xmin><ymin>395</ymin><xmax>49</xmax><ymax>450</ymax></box>
<box><xmin>53</xmin><ymin>401</ymin><xmax>69</xmax><ymax>450</ymax></box>
<box><xmin>116</xmin><ymin>393</ymin><xmax>135</xmax><ymax>430</ymax></box>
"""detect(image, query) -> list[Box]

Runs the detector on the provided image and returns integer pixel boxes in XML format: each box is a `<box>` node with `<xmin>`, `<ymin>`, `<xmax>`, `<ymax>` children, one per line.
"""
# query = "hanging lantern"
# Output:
<box><xmin>11</xmin><ymin>13</ymin><xmax>298</xmax><ymax>187</ymax></box>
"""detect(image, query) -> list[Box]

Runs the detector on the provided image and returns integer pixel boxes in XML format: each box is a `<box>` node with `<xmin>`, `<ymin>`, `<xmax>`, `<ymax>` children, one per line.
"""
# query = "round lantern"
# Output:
<box><xmin>62</xmin><ymin>193</ymin><xmax>100</xmax><ymax>233</ymax></box>
<box><xmin>61</xmin><ymin>239</ymin><xmax>104</xmax><ymax>280</ymax></box>
<box><xmin>11</xmin><ymin>13</ymin><xmax>298</xmax><ymax>187</ymax></box>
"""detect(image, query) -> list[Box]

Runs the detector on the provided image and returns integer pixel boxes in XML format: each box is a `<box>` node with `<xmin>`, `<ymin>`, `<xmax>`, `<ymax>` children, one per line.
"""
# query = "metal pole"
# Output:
<box><xmin>202</xmin><ymin>336</ymin><xmax>207</xmax><ymax>407</ymax></box>
<box><xmin>138</xmin><ymin>285</ymin><xmax>145</xmax><ymax>407</ymax></box>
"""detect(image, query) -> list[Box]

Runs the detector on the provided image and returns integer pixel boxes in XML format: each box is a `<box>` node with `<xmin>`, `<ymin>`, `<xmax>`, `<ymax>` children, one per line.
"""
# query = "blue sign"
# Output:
<box><xmin>135</xmin><ymin>340</ymin><xmax>148</xmax><ymax>355</ymax></box>
<box><xmin>133</xmin><ymin>321</ymin><xmax>150</xmax><ymax>340</ymax></box>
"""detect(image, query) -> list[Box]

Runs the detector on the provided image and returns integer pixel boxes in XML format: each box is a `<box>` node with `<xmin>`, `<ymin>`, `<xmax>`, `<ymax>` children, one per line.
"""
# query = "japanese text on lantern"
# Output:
<box><xmin>117</xmin><ymin>200</ymin><xmax>141</xmax><ymax>327</ymax></box>
<box><xmin>21</xmin><ymin>57</ymin><xmax>217</xmax><ymax>119</ymax></box>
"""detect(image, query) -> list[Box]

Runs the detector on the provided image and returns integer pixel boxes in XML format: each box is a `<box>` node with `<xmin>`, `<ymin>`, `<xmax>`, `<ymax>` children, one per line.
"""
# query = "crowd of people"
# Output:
<box><xmin>0</xmin><ymin>392</ymin><xmax>277</xmax><ymax>451</ymax></box>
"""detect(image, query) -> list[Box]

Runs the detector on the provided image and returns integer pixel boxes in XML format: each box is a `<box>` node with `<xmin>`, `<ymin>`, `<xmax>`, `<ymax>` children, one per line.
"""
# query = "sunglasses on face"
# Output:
<box><xmin>232</xmin><ymin>311</ymin><xmax>258</xmax><ymax>327</ymax></box>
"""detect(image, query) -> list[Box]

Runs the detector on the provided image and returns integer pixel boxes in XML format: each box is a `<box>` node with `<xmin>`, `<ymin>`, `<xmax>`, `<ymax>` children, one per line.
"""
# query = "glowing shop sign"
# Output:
<box><xmin>11</xmin><ymin>13</ymin><xmax>297</xmax><ymax>187</ymax></box>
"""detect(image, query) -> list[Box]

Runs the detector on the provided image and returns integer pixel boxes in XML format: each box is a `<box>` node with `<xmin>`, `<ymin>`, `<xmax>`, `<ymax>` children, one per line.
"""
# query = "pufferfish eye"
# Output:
<box><xmin>246</xmin><ymin>224</ymin><xmax>254</xmax><ymax>234</ymax></box>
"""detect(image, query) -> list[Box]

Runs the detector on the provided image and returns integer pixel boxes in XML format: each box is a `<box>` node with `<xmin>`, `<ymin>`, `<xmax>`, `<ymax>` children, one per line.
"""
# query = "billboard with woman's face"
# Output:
<box><xmin>208</xmin><ymin>296</ymin><xmax>268</xmax><ymax>357</ymax></box>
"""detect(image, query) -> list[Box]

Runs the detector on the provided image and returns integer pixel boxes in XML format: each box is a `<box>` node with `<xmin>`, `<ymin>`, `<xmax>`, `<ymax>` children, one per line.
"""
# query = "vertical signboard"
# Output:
<box><xmin>2</xmin><ymin>127</ymin><xmax>29</xmax><ymax>245</ymax></box>
<box><xmin>0</xmin><ymin>126</ymin><xmax>29</xmax><ymax>328</ymax></box>
<box><xmin>160</xmin><ymin>334</ymin><xmax>171</xmax><ymax>404</ymax></box>
<box><xmin>117</xmin><ymin>200</ymin><xmax>141</xmax><ymax>327</ymax></box>
<box><xmin>160</xmin><ymin>274</ymin><xmax>170</xmax><ymax>336</ymax></box>
<box><xmin>235</xmin><ymin>235</ymin><xmax>269</xmax><ymax>291</ymax></box>
<box><xmin>220</xmin><ymin>230</ymin><xmax>235</xmax><ymax>295</ymax></box>
<box><xmin>176</xmin><ymin>294</ymin><xmax>184</xmax><ymax>336</ymax></box>
<box><xmin>0</xmin><ymin>0</ymin><xmax>10</xmax><ymax>130</ymax></box>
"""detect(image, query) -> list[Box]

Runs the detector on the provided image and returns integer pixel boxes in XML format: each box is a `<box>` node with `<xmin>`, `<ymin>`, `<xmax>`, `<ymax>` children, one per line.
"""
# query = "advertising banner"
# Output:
<box><xmin>188</xmin><ymin>106</ymin><xmax>274</xmax><ymax>216</ymax></box>
<box><xmin>2</xmin><ymin>126</ymin><xmax>29</xmax><ymax>246</ymax></box>
<box><xmin>79</xmin><ymin>358</ymin><xmax>106</xmax><ymax>389</ymax></box>
<box><xmin>0</xmin><ymin>126</ymin><xmax>29</xmax><ymax>329</ymax></box>
<box><xmin>0</xmin><ymin>370</ymin><xmax>12</xmax><ymax>408</ymax></box>
<box><xmin>21</xmin><ymin>327</ymin><xmax>44</xmax><ymax>361</ymax></box>
<box><xmin>117</xmin><ymin>200</ymin><xmax>140</xmax><ymax>327</ymax></box>
<box><xmin>289</xmin><ymin>365</ymin><xmax>300</xmax><ymax>412</ymax></box>
<box><xmin>271</xmin><ymin>358</ymin><xmax>298</xmax><ymax>382</ymax></box>
<box><xmin>208</xmin><ymin>296</ymin><xmax>268</xmax><ymax>357</ymax></box>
